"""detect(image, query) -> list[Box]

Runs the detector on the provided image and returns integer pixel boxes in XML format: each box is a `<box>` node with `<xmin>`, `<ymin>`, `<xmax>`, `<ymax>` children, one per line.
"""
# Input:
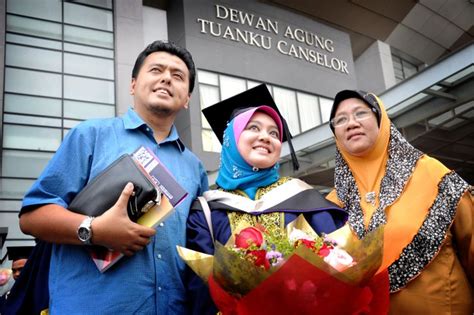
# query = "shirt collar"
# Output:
<box><xmin>123</xmin><ymin>107</ymin><xmax>185</xmax><ymax>152</ymax></box>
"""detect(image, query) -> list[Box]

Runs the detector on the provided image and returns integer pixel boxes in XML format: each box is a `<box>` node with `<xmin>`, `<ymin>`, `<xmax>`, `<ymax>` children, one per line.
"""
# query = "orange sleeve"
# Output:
<box><xmin>451</xmin><ymin>191</ymin><xmax>474</xmax><ymax>282</ymax></box>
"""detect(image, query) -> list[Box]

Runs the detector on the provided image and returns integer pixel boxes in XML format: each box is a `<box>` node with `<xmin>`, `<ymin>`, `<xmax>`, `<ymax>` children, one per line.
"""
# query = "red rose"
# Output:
<box><xmin>248</xmin><ymin>250</ymin><xmax>270</xmax><ymax>270</ymax></box>
<box><xmin>318</xmin><ymin>243</ymin><xmax>333</xmax><ymax>257</ymax></box>
<box><xmin>299</xmin><ymin>239</ymin><xmax>316</xmax><ymax>249</ymax></box>
<box><xmin>235</xmin><ymin>227</ymin><xmax>264</xmax><ymax>249</ymax></box>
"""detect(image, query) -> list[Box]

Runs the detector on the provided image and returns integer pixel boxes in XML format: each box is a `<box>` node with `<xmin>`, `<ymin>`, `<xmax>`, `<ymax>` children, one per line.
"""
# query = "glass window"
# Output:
<box><xmin>0</xmin><ymin>200</ymin><xmax>23</xmax><ymax>211</ymax></box>
<box><xmin>6</xmin><ymin>44</ymin><xmax>62</xmax><ymax>72</ymax></box>
<box><xmin>7</xmin><ymin>0</ymin><xmax>61</xmax><ymax>22</ymax></box>
<box><xmin>3</xmin><ymin>125</ymin><xmax>62</xmax><ymax>151</ymax></box>
<box><xmin>64</xmin><ymin>2</ymin><xmax>113</xmax><ymax>31</ymax></box>
<box><xmin>198</xmin><ymin>70</ymin><xmax>219</xmax><ymax>85</ymax></box>
<box><xmin>7</xmin><ymin>15</ymin><xmax>62</xmax><ymax>40</ymax></box>
<box><xmin>392</xmin><ymin>54</ymin><xmax>419</xmax><ymax>82</ymax></box>
<box><xmin>402</xmin><ymin>60</ymin><xmax>417</xmax><ymax>78</ymax></box>
<box><xmin>0</xmin><ymin>178</ymin><xmax>35</xmax><ymax>199</ymax></box>
<box><xmin>2</xmin><ymin>0</ymin><xmax>116</xmax><ymax>202</ymax></box>
<box><xmin>297</xmin><ymin>92</ymin><xmax>321</xmax><ymax>132</ymax></box>
<box><xmin>3</xmin><ymin>114</ymin><xmax>62</xmax><ymax>127</ymax></box>
<box><xmin>6</xmin><ymin>33</ymin><xmax>62</xmax><ymax>50</ymax></box>
<box><xmin>64</xmin><ymin>25</ymin><xmax>114</xmax><ymax>48</ymax></box>
<box><xmin>198</xmin><ymin>70</ymin><xmax>332</xmax><ymax>152</ymax></box>
<box><xmin>63</xmin><ymin>119</ymin><xmax>82</xmax><ymax>129</ymax></box>
<box><xmin>220</xmin><ymin>76</ymin><xmax>246</xmax><ymax>99</ymax></box>
<box><xmin>2</xmin><ymin>150</ymin><xmax>53</xmax><ymax>178</ymax></box>
<box><xmin>319</xmin><ymin>97</ymin><xmax>333</xmax><ymax>123</ymax></box>
<box><xmin>64</xmin><ymin>75</ymin><xmax>115</xmax><ymax>104</ymax></box>
<box><xmin>392</xmin><ymin>55</ymin><xmax>403</xmax><ymax>82</ymax></box>
<box><xmin>266</xmin><ymin>84</ymin><xmax>274</xmax><ymax>96</ymax></box>
<box><xmin>273</xmin><ymin>86</ymin><xmax>300</xmax><ymax>135</ymax></box>
<box><xmin>247</xmin><ymin>80</ymin><xmax>262</xmax><ymax>89</ymax></box>
<box><xmin>393</xmin><ymin>59</ymin><xmax>402</xmax><ymax>72</ymax></box>
<box><xmin>71</xmin><ymin>0</ymin><xmax>113</xmax><ymax>9</ymax></box>
<box><xmin>64</xmin><ymin>100</ymin><xmax>115</xmax><ymax>120</ymax></box>
<box><xmin>199</xmin><ymin>85</ymin><xmax>220</xmax><ymax>129</ymax></box>
<box><xmin>5</xmin><ymin>68</ymin><xmax>62</xmax><ymax>98</ymax></box>
<box><xmin>64</xmin><ymin>53</ymin><xmax>114</xmax><ymax>79</ymax></box>
<box><xmin>64</xmin><ymin>42</ymin><xmax>114</xmax><ymax>58</ymax></box>
<box><xmin>202</xmin><ymin>130</ymin><xmax>221</xmax><ymax>153</ymax></box>
<box><xmin>199</xmin><ymin>85</ymin><xmax>219</xmax><ymax>110</ymax></box>
<box><xmin>4</xmin><ymin>94</ymin><xmax>62</xmax><ymax>117</ymax></box>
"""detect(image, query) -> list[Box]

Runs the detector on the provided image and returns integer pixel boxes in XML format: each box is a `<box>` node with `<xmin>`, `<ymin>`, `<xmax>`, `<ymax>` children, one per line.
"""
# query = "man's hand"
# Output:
<box><xmin>91</xmin><ymin>182</ymin><xmax>156</xmax><ymax>256</ymax></box>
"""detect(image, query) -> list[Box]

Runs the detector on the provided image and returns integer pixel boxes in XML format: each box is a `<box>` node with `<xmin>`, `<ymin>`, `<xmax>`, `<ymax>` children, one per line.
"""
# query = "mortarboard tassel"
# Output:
<box><xmin>282</xmin><ymin>119</ymin><xmax>299</xmax><ymax>171</ymax></box>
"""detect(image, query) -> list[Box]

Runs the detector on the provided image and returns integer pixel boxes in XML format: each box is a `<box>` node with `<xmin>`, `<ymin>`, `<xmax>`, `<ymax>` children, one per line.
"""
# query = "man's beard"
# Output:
<box><xmin>148</xmin><ymin>103</ymin><xmax>174</xmax><ymax>117</ymax></box>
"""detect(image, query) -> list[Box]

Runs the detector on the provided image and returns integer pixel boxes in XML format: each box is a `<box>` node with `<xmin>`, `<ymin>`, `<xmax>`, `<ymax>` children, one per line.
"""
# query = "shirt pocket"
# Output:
<box><xmin>158</xmin><ymin>174</ymin><xmax>200</xmax><ymax>249</ymax></box>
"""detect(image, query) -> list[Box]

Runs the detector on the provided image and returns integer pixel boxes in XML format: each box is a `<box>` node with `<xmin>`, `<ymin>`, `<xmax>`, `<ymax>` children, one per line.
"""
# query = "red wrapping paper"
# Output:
<box><xmin>209</xmin><ymin>254</ymin><xmax>390</xmax><ymax>315</ymax></box>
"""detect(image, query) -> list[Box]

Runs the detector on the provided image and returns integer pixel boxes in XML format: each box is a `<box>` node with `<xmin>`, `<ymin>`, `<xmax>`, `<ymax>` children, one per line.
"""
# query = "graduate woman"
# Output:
<box><xmin>186</xmin><ymin>84</ymin><xmax>348</xmax><ymax>314</ymax></box>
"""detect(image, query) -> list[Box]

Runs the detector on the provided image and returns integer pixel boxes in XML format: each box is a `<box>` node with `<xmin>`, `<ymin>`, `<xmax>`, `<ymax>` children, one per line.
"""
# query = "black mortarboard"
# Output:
<box><xmin>7</xmin><ymin>246</ymin><xmax>34</xmax><ymax>262</ymax></box>
<box><xmin>329</xmin><ymin>90</ymin><xmax>382</xmax><ymax>133</ymax></box>
<box><xmin>202</xmin><ymin>84</ymin><xmax>299</xmax><ymax>170</ymax></box>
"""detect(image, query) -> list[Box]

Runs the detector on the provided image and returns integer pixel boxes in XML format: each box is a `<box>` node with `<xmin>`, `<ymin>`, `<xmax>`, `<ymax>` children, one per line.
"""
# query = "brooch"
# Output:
<box><xmin>365</xmin><ymin>191</ymin><xmax>376</xmax><ymax>206</ymax></box>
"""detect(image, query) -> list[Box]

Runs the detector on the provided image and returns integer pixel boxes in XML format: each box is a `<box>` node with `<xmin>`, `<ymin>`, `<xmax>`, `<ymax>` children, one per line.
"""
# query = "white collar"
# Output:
<box><xmin>202</xmin><ymin>178</ymin><xmax>312</xmax><ymax>213</ymax></box>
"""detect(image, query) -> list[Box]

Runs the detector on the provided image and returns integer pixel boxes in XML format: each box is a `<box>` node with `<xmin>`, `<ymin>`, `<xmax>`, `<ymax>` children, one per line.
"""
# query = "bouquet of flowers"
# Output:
<box><xmin>178</xmin><ymin>215</ymin><xmax>389</xmax><ymax>314</ymax></box>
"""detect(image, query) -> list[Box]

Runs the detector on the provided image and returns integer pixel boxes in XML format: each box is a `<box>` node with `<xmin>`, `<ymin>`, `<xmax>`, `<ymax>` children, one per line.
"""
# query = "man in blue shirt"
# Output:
<box><xmin>19</xmin><ymin>41</ymin><xmax>209</xmax><ymax>314</ymax></box>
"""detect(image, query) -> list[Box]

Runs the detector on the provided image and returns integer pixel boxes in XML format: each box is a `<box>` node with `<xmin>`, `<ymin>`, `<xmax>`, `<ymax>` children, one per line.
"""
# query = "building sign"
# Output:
<box><xmin>196</xmin><ymin>4</ymin><xmax>349</xmax><ymax>74</ymax></box>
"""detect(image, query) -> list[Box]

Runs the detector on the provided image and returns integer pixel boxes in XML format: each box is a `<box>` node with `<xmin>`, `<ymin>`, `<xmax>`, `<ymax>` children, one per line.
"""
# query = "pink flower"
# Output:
<box><xmin>235</xmin><ymin>227</ymin><xmax>264</xmax><ymax>249</ymax></box>
<box><xmin>266</xmin><ymin>250</ymin><xmax>284</xmax><ymax>266</ymax></box>
<box><xmin>323</xmin><ymin>247</ymin><xmax>355</xmax><ymax>272</ymax></box>
<box><xmin>0</xmin><ymin>269</ymin><xmax>11</xmax><ymax>286</ymax></box>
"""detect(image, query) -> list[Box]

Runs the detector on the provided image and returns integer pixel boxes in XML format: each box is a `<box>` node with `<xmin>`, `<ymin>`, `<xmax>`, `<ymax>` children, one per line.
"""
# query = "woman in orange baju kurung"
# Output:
<box><xmin>326</xmin><ymin>90</ymin><xmax>473</xmax><ymax>314</ymax></box>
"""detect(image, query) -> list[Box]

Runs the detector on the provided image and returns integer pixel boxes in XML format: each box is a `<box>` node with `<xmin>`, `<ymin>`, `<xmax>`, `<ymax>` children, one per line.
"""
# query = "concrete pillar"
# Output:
<box><xmin>355</xmin><ymin>40</ymin><xmax>396</xmax><ymax>94</ymax></box>
<box><xmin>114</xmin><ymin>0</ymin><xmax>144</xmax><ymax>116</ymax></box>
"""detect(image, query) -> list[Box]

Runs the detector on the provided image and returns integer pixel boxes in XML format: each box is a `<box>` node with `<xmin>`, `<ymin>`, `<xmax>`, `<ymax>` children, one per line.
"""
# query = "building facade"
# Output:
<box><xmin>1</xmin><ymin>0</ymin><xmax>472</xmax><ymax>264</ymax></box>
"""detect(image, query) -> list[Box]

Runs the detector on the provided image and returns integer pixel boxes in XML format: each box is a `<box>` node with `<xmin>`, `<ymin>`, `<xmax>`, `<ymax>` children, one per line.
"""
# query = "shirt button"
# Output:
<box><xmin>159</xmin><ymin>222</ymin><xmax>164</xmax><ymax>227</ymax></box>
<box><xmin>146</xmin><ymin>127</ymin><xmax>150</xmax><ymax>132</ymax></box>
<box><xmin>158</xmin><ymin>286</ymin><xmax>162</xmax><ymax>291</ymax></box>
<box><xmin>157</xmin><ymin>254</ymin><xmax>162</xmax><ymax>259</ymax></box>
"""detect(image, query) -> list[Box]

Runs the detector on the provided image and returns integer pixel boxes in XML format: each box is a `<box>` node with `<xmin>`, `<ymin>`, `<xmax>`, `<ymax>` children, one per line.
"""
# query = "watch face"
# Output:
<box><xmin>78</xmin><ymin>227</ymin><xmax>91</xmax><ymax>242</ymax></box>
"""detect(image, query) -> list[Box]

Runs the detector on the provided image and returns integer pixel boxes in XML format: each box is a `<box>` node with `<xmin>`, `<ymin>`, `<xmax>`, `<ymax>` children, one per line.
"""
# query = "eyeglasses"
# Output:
<box><xmin>330</xmin><ymin>109</ymin><xmax>375</xmax><ymax>128</ymax></box>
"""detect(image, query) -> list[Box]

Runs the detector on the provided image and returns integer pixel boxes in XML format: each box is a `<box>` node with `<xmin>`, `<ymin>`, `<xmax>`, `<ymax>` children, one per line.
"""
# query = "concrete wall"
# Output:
<box><xmin>115</xmin><ymin>1</ymin><xmax>168</xmax><ymax>116</ymax></box>
<box><xmin>143</xmin><ymin>6</ymin><xmax>168</xmax><ymax>46</ymax></box>
<box><xmin>115</xmin><ymin>0</ymin><xmax>144</xmax><ymax>116</ymax></box>
<box><xmin>355</xmin><ymin>40</ymin><xmax>396</xmax><ymax>94</ymax></box>
<box><xmin>167</xmin><ymin>0</ymin><xmax>357</xmax><ymax>170</ymax></box>
<box><xmin>185</xmin><ymin>0</ymin><xmax>356</xmax><ymax>94</ymax></box>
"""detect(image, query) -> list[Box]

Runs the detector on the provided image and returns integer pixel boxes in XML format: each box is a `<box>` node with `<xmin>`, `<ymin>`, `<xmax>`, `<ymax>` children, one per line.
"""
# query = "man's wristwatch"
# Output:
<box><xmin>77</xmin><ymin>216</ymin><xmax>95</xmax><ymax>245</ymax></box>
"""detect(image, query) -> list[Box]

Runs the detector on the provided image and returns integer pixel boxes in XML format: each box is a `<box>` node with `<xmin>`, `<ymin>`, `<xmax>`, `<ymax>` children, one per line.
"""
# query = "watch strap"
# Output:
<box><xmin>78</xmin><ymin>216</ymin><xmax>95</xmax><ymax>245</ymax></box>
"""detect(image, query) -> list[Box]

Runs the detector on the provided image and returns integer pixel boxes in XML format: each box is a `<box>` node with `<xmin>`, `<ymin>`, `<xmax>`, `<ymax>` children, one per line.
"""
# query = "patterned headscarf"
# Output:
<box><xmin>216</xmin><ymin>107</ymin><xmax>282</xmax><ymax>200</ymax></box>
<box><xmin>327</xmin><ymin>93</ymin><xmax>469</xmax><ymax>292</ymax></box>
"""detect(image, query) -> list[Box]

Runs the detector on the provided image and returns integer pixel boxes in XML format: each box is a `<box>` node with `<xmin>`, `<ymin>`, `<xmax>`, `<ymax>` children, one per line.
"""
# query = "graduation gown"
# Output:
<box><xmin>186</xmin><ymin>177</ymin><xmax>347</xmax><ymax>314</ymax></box>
